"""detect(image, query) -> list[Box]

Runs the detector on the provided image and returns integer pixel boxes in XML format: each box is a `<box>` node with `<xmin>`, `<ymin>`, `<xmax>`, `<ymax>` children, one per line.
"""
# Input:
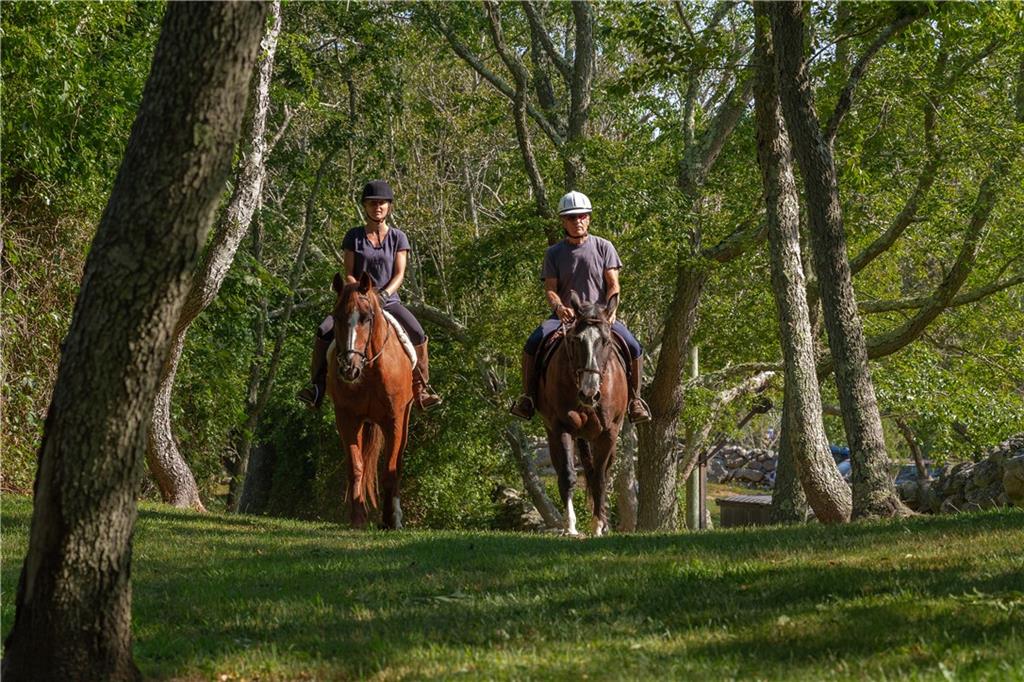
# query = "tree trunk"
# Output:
<box><xmin>754</xmin><ymin>3</ymin><xmax>851</xmax><ymax>523</ymax></box>
<box><xmin>769</xmin><ymin>2</ymin><xmax>909</xmax><ymax>519</ymax></box>
<box><xmin>770</xmin><ymin>397</ymin><xmax>811</xmax><ymax>524</ymax></box>
<box><xmin>895</xmin><ymin>417</ymin><xmax>931</xmax><ymax>482</ymax></box>
<box><xmin>614</xmin><ymin>420</ymin><xmax>638</xmax><ymax>532</ymax></box>
<box><xmin>636</xmin><ymin>263</ymin><xmax>705</xmax><ymax>530</ymax></box>
<box><xmin>145</xmin><ymin>0</ymin><xmax>283</xmax><ymax>511</ymax></box>
<box><xmin>504</xmin><ymin>424</ymin><xmax>563</xmax><ymax>529</ymax></box>
<box><xmin>1</xmin><ymin>4</ymin><xmax>266</xmax><ymax>679</ymax></box>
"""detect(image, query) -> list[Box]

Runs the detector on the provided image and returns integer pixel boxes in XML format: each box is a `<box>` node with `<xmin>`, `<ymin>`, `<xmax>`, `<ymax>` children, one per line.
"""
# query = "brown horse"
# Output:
<box><xmin>325</xmin><ymin>271</ymin><xmax>414</xmax><ymax>529</ymax></box>
<box><xmin>537</xmin><ymin>292</ymin><xmax>627</xmax><ymax>536</ymax></box>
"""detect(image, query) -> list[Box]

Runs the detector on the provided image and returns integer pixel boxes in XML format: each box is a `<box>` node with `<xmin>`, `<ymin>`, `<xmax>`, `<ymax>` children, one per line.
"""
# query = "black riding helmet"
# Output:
<box><xmin>361</xmin><ymin>180</ymin><xmax>394</xmax><ymax>202</ymax></box>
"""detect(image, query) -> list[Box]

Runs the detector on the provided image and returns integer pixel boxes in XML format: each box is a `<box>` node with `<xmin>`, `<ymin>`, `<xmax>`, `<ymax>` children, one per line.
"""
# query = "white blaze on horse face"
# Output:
<box><xmin>578</xmin><ymin>325</ymin><xmax>602</xmax><ymax>399</ymax></box>
<box><xmin>566</xmin><ymin>498</ymin><xmax>578</xmax><ymax>536</ymax></box>
<box><xmin>345</xmin><ymin>310</ymin><xmax>359</xmax><ymax>356</ymax></box>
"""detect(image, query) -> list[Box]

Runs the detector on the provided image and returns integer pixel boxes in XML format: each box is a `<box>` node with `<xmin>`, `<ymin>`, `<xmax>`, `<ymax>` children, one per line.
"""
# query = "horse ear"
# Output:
<box><xmin>332</xmin><ymin>272</ymin><xmax>344</xmax><ymax>294</ymax></box>
<box><xmin>358</xmin><ymin>271</ymin><xmax>372</xmax><ymax>293</ymax></box>
<box><xmin>605</xmin><ymin>293</ymin><xmax>619</xmax><ymax>319</ymax></box>
<box><xmin>569</xmin><ymin>290</ymin><xmax>583</xmax><ymax>312</ymax></box>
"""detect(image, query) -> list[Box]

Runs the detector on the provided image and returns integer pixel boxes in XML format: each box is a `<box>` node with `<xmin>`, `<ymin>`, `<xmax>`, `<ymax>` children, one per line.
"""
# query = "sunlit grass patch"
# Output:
<box><xmin>2</xmin><ymin>496</ymin><xmax>1023</xmax><ymax>680</ymax></box>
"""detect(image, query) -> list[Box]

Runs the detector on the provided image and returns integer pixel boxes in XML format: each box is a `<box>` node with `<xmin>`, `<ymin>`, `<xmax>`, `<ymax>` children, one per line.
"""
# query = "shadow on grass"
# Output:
<box><xmin>125</xmin><ymin>505</ymin><xmax>1024</xmax><ymax>678</ymax></box>
<box><xmin>3</xmin><ymin>497</ymin><xmax>1022</xmax><ymax>678</ymax></box>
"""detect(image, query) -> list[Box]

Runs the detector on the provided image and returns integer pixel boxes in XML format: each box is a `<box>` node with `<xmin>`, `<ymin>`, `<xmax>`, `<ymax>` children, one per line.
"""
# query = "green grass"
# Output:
<box><xmin>3</xmin><ymin>496</ymin><xmax>1023</xmax><ymax>681</ymax></box>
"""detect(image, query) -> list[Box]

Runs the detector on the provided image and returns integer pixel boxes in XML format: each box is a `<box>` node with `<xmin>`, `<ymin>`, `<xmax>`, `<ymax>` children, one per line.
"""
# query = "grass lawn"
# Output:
<box><xmin>2</xmin><ymin>495</ymin><xmax>1023</xmax><ymax>681</ymax></box>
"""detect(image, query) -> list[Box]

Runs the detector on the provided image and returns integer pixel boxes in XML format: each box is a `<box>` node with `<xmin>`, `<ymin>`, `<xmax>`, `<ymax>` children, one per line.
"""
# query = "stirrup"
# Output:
<box><xmin>415</xmin><ymin>389</ymin><xmax>443</xmax><ymax>411</ymax></box>
<box><xmin>509</xmin><ymin>395</ymin><xmax>535</xmax><ymax>420</ymax></box>
<box><xmin>628</xmin><ymin>397</ymin><xmax>651</xmax><ymax>424</ymax></box>
<box><xmin>296</xmin><ymin>384</ymin><xmax>322</xmax><ymax>410</ymax></box>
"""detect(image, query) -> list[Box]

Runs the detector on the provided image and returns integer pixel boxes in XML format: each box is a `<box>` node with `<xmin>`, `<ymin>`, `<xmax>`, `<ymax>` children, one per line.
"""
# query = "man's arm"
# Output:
<box><xmin>604</xmin><ymin>268</ymin><xmax>620</xmax><ymax>322</ymax></box>
<box><xmin>545</xmin><ymin>277</ymin><xmax>574</xmax><ymax>323</ymax></box>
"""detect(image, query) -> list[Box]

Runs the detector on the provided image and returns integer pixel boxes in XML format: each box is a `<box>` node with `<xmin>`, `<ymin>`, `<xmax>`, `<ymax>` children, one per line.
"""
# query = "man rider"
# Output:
<box><xmin>510</xmin><ymin>191</ymin><xmax>651</xmax><ymax>424</ymax></box>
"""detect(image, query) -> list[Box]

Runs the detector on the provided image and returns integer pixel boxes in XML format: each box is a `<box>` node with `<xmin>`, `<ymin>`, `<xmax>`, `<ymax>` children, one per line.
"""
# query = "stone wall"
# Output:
<box><xmin>898</xmin><ymin>434</ymin><xmax>1024</xmax><ymax>513</ymax></box>
<box><xmin>707</xmin><ymin>445</ymin><xmax>777</xmax><ymax>488</ymax></box>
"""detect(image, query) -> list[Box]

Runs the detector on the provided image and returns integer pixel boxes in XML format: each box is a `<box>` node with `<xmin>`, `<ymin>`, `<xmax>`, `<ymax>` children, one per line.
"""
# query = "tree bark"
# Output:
<box><xmin>770</xmin><ymin>395</ymin><xmax>811</xmax><ymax>524</ymax></box>
<box><xmin>1</xmin><ymin>3</ymin><xmax>266</xmax><ymax>679</ymax></box>
<box><xmin>637</xmin><ymin>262</ymin><xmax>705</xmax><ymax>530</ymax></box>
<box><xmin>614</xmin><ymin>420</ymin><xmax>638</xmax><ymax>532</ymax></box>
<box><xmin>769</xmin><ymin>1</ymin><xmax>909</xmax><ymax>519</ymax></box>
<box><xmin>564</xmin><ymin>0</ymin><xmax>594</xmax><ymax>189</ymax></box>
<box><xmin>754</xmin><ymin>4</ymin><xmax>851</xmax><ymax>523</ymax></box>
<box><xmin>483</xmin><ymin>1</ymin><xmax>554</xmax><ymax>232</ymax></box>
<box><xmin>504</xmin><ymin>424</ymin><xmax>563</xmax><ymax>529</ymax></box>
<box><xmin>146</xmin><ymin>0</ymin><xmax>283</xmax><ymax>511</ymax></box>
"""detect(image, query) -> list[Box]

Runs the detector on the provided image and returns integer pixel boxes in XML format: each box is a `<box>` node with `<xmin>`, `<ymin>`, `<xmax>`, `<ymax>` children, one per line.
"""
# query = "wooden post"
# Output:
<box><xmin>685</xmin><ymin>345</ymin><xmax>701</xmax><ymax>530</ymax></box>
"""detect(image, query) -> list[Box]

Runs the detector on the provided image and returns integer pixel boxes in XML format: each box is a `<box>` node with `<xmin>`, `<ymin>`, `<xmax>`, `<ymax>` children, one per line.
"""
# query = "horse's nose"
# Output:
<box><xmin>341</xmin><ymin>363</ymin><xmax>361</xmax><ymax>383</ymax></box>
<box><xmin>578</xmin><ymin>390</ymin><xmax>600</xmax><ymax>408</ymax></box>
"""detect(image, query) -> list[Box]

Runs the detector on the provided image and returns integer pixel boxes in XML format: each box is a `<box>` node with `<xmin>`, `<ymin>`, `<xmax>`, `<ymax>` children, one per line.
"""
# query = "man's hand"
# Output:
<box><xmin>556</xmin><ymin>304</ymin><xmax>576</xmax><ymax>324</ymax></box>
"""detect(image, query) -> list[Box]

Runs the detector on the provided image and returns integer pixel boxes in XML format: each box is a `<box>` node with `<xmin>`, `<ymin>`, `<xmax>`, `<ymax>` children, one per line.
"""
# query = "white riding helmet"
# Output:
<box><xmin>558</xmin><ymin>191</ymin><xmax>592</xmax><ymax>216</ymax></box>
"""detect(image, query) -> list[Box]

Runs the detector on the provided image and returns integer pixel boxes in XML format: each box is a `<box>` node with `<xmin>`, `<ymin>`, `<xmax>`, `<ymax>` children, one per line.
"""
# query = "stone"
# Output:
<box><xmin>707</xmin><ymin>458</ymin><xmax>729</xmax><ymax>483</ymax></box>
<box><xmin>733</xmin><ymin>467</ymin><xmax>764</xmax><ymax>483</ymax></box>
<box><xmin>1003</xmin><ymin>454</ymin><xmax>1024</xmax><ymax>506</ymax></box>
<box><xmin>762</xmin><ymin>457</ymin><xmax>777</xmax><ymax>472</ymax></box>
<box><xmin>491</xmin><ymin>485</ymin><xmax>546</xmax><ymax>532</ymax></box>
<box><xmin>897</xmin><ymin>480</ymin><xmax>921</xmax><ymax>509</ymax></box>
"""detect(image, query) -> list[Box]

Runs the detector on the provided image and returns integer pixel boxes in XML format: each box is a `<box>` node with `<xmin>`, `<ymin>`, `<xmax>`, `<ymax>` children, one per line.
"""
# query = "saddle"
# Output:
<box><xmin>382</xmin><ymin>310</ymin><xmax>417</xmax><ymax>369</ymax></box>
<box><xmin>537</xmin><ymin>328</ymin><xmax>630</xmax><ymax>377</ymax></box>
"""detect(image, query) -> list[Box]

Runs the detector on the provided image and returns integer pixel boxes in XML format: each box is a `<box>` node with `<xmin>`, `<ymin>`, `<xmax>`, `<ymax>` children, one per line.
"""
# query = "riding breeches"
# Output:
<box><xmin>317</xmin><ymin>298</ymin><xmax>426</xmax><ymax>346</ymax></box>
<box><xmin>524</xmin><ymin>315</ymin><xmax>643</xmax><ymax>359</ymax></box>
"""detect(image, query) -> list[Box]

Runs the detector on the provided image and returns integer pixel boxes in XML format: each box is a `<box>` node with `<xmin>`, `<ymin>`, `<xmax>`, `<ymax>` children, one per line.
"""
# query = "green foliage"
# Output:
<box><xmin>4</xmin><ymin>1</ymin><xmax>1022</xmax><ymax>523</ymax></box>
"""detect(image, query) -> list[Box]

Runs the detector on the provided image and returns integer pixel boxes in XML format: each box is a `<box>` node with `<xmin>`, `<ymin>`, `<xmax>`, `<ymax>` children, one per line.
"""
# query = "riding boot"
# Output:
<box><xmin>413</xmin><ymin>338</ymin><xmax>442</xmax><ymax>410</ymax></box>
<box><xmin>509</xmin><ymin>352</ymin><xmax>538</xmax><ymax>420</ymax></box>
<box><xmin>627</xmin><ymin>355</ymin><xmax>652</xmax><ymax>424</ymax></box>
<box><xmin>297</xmin><ymin>335</ymin><xmax>330</xmax><ymax>409</ymax></box>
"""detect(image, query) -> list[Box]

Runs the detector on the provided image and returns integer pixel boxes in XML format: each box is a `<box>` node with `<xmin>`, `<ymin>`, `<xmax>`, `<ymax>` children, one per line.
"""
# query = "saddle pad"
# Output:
<box><xmin>382</xmin><ymin>310</ymin><xmax>417</xmax><ymax>369</ymax></box>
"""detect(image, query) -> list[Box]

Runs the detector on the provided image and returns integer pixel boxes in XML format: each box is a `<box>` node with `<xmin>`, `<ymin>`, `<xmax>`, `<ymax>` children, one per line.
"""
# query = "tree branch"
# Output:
<box><xmin>860</xmin><ymin>269</ymin><xmax>1024</xmax><ymax>314</ymax></box>
<box><xmin>521</xmin><ymin>0</ymin><xmax>572</xmax><ymax>82</ymax></box>
<box><xmin>434</xmin><ymin>15</ymin><xmax>565</xmax><ymax>148</ymax></box>
<box><xmin>825</xmin><ymin>9</ymin><xmax>926</xmax><ymax>145</ymax></box>
<box><xmin>404</xmin><ymin>301</ymin><xmax>470</xmax><ymax>343</ymax></box>
<box><xmin>678</xmin><ymin>72</ymin><xmax>755</xmax><ymax>197</ymax></box>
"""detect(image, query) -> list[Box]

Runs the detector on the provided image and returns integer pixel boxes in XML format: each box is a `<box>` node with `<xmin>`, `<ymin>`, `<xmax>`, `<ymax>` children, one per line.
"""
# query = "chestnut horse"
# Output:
<box><xmin>326</xmin><ymin>271</ymin><xmax>414</xmax><ymax>529</ymax></box>
<box><xmin>537</xmin><ymin>292</ymin><xmax>627</xmax><ymax>536</ymax></box>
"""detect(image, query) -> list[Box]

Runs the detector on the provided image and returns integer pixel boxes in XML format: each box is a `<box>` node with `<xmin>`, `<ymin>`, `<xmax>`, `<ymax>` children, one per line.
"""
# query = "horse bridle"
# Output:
<box><xmin>562</xmin><ymin>317</ymin><xmax>608</xmax><ymax>391</ymax></box>
<box><xmin>340</xmin><ymin>292</ymin><xmax>390</xmax><ymax>370</ymax></box>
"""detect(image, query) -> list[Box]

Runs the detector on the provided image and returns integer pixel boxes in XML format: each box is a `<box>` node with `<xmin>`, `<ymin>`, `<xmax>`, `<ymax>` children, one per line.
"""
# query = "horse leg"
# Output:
<box><xmin>576</xmin><ymin>438</ymin><xmax>601</xmax><ymax>536</ymax></box>
<box><xmin>590</xmin><ymin>430</ymin><xmax>618</xmax><ymax>537</ymax></box>
<box><xmin>380</xmin><ymin>403</ymin><xmax>411</xmax><ymax>530</ymax></box>
<box><xmin>338</xmin><ymin>419</ymin><xmax>367</xmax><ymax>529</ymax></box>
<box><xmin>548</xmin><ymin>429</ymin><xmax>578</xmax><ymax>536</ymax></box>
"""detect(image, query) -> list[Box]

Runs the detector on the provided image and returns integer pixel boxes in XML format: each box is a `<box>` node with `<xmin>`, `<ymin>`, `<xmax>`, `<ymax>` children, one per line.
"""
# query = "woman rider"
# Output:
<box><xmin>509</xmin><ymin>190</ymin><xmax>651</xmax><ymax>424</ymax></box>
<box><xmin>297</xmin><ymin>180</ymin><xmax>442</xmax><ymax>410</ymax></box>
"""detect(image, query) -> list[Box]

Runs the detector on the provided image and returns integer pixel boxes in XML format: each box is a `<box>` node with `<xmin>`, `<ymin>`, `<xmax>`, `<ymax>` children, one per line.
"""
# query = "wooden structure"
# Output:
<box><xmin>715</xmin><ymin>494</ymin><xmax>773</xmax><ymax>527</ymax></box>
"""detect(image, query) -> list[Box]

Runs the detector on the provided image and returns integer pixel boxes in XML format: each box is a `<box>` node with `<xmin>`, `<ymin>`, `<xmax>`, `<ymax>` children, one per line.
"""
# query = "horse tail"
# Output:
<box><xmin>360</xmin><ymin>422</ymin><xmax>383</xmax><ymax>510</ymax></box>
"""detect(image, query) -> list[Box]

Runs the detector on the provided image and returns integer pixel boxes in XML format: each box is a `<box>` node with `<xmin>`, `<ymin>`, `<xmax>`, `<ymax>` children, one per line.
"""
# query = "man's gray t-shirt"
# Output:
<box><xmin>541</xmin><ymin>235</ymin><xmax>622</xmax><ymax>307</ymax></box>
